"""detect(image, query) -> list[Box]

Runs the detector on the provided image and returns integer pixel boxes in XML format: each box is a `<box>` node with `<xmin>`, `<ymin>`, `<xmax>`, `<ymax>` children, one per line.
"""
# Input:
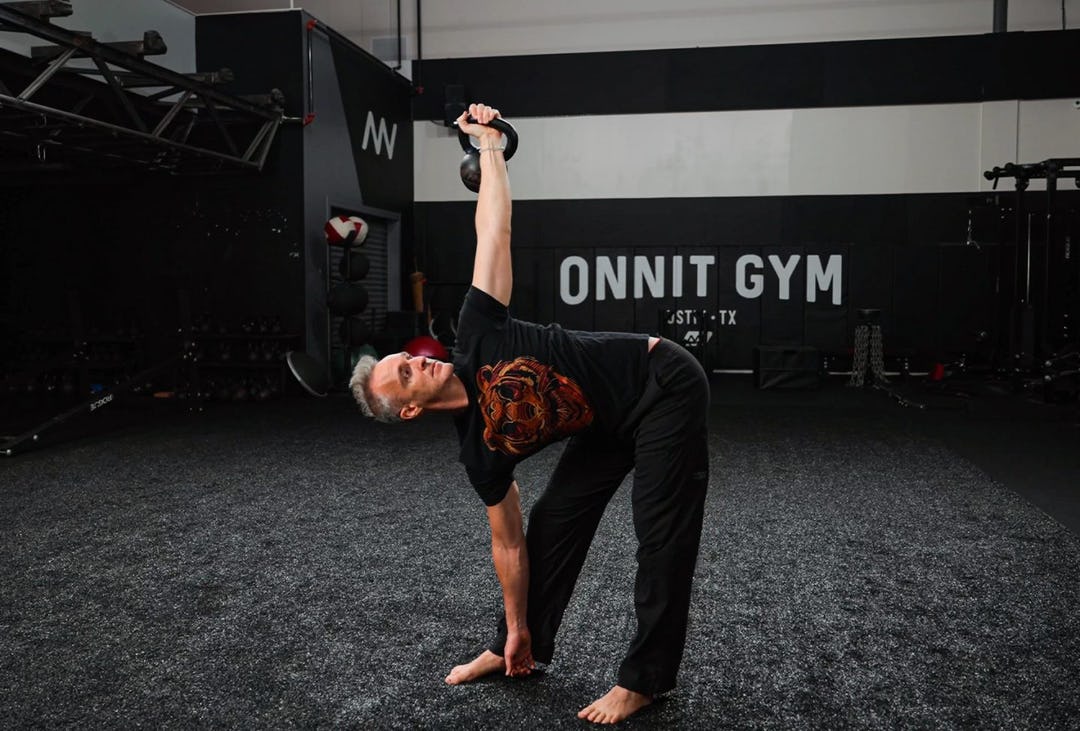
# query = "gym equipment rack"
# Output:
<box><xmin>0</xmin><ymin>0</ymin><xmax>283</xmax><ymax>174</ymax></box>
<box><xmin>983</xmin><ymin>158</ymin><xmax>1080</xmax><ymax>396</ymax></box>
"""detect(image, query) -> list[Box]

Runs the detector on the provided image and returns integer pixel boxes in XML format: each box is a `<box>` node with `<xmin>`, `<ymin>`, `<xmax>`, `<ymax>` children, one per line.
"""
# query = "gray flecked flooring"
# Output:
<box><xmin>1</xmin><ymin>387</ymin><xmax>1078</xmax><ymax>729</ymax></box>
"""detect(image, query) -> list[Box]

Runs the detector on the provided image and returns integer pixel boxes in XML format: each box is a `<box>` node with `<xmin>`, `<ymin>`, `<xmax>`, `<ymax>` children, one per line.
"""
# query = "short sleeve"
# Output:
<box><xmin>456</xmin><ymin>286</ymin><xmax>509</xmax><ymax>343</ymax></box>
<box><xmin>466</xmin><ymin>465</ymin><xmax>515</xmax><ymax>506</ymax></box>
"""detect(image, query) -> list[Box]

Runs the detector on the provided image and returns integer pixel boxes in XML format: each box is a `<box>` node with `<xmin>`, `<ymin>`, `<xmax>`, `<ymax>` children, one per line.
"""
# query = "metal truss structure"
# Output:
<box><xmin>0</xmin><ymin>0</ymin><xmax>283</xmax><ymax>175</ymax></box>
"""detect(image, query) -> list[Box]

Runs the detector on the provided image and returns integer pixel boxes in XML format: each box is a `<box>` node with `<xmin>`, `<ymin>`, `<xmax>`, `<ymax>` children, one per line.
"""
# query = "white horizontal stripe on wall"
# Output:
<box><xmin>414</xmin><ymin>99</ymin><xmax>1080</xmax><ymax>201</ymax></box>
<box><xmin>346</xmin><ymin>0</ymin><xmax>1075</xmax><ymax>62</ymax></box>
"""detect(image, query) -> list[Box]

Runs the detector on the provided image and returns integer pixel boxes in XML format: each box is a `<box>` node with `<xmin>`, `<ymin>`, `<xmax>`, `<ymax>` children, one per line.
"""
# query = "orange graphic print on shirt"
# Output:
<box><xmin>476</xmin><ymin>357</ymin><xmax>594</xmax><ymax>456</ymax></box>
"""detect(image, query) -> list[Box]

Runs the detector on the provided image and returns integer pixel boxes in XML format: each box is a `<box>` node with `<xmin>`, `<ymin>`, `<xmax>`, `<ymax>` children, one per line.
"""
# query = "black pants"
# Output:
<box><xmin>490</xmin><ymin>339</ymin><xmax>710</xmax><ymax>696</ymax></box>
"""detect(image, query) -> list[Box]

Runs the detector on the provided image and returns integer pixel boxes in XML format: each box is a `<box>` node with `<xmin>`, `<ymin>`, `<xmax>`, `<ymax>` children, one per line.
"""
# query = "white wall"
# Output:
<box><xmin>407</xmin><ymin>0</ymin><xmax>1075</xmax><ymax>58</ymax></box>
<box><xmin>166</xmin><ymin>1</ymin><xmax>1078</xmax><ymax>70</ymax></box>
<box><xmin>170</xmin><ymin>0</ymin><xmax>291</xmax><ymax>12</ymax></box>
<box><xmin>342</xmin><ymin>0</ymin><xmax>1077</xmax><ymax>65</ymax></box>
<box><xmin>0</xmin><ymin>0</ymin><xmax>196</xmax><ymax>73</ymax></box>
<box><xmin>414</xmin><ymin>98</ymin><xmax>1080</xmax><ymax>201</ymax></box>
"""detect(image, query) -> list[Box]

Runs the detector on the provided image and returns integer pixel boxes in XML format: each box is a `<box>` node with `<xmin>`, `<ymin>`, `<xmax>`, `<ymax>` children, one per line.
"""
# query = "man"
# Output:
<box><xmin>349</xmin><ymin>103</ymin><xmax>710</xmax><ymax>724</ymax></box>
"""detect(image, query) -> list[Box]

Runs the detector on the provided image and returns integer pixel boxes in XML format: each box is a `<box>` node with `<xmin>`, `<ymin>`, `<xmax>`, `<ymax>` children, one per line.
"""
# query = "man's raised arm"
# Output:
<box><xmin>456</xmin><ymin>103</ymin><xmax>512</xmax><ymax>307</ymax></box>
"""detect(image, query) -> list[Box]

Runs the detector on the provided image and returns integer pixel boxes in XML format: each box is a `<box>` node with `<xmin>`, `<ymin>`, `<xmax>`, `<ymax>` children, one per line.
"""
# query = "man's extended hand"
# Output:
<box><xmin>456</xmin><ymin>103</ymin><xmax>504</xmax><ymax>144</ymax></box>
<box><xmin>504</xmin><ymin>629</ymin><xmax>535</xmax><ymax>677</ymax></box>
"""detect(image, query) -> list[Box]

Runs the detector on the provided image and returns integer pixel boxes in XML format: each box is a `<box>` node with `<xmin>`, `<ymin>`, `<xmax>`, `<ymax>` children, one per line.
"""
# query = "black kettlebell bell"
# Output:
<box><xmin>456</xmin><ymin>116</ymin><xmax>519</xmax><ymax>193</ymax></box>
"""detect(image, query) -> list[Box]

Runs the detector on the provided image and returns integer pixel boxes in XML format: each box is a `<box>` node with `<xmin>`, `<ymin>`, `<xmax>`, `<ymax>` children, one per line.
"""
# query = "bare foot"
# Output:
<box><xmin>577</xmin><ymin>685</ymin><xmax>652</xmax><ymax>724</ymax></box>
<box><xmin>445</xmin><ymin>650</ymin><xmax>505</xmax><ymax>685</ymax></box>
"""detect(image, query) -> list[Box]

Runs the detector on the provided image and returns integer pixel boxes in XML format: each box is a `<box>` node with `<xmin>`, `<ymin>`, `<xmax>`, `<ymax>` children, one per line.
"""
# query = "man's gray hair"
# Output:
<box><xmin>349</xmin><ymin>355</ymin><xmax>402</xmax><ymax>423</ymax></box>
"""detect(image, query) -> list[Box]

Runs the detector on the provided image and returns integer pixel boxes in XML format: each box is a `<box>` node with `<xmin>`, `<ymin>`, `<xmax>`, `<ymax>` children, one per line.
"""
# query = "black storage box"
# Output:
<box><xmin>753</xmin><ymin>346</ymin><xmax>822</xmax><ymax>390</ymax></box>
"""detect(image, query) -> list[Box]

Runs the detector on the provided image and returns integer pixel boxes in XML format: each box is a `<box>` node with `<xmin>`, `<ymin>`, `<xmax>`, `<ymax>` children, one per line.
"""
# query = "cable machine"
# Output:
<box><xmin>983</xmin><ymin>158</ymin><xmax>1080</xmax><ymax>396</ymax></box>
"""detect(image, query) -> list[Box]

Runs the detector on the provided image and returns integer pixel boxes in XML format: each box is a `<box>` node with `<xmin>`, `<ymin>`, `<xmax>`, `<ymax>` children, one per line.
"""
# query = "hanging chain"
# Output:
<box><xmin>849</xmin><ymin>324</ymin><xmax>869</xmax><ymax>387</ymax></box>
<box><xmin>849</xmin><ymin>323</ymin><xmax>887</xmax><ymax>387</ymax></box>
<box><xmin>869</xmin><ymin>325</ymin><xmax>888</xmax><ymax>384</ymax></box>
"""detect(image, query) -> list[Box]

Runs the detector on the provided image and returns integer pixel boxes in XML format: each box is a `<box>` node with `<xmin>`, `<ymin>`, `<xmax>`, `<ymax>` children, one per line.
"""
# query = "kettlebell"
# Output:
<box><xmin>456</xmin><ymin>116</ymin><xmax>519</xmax><ymax>193</ymax></box>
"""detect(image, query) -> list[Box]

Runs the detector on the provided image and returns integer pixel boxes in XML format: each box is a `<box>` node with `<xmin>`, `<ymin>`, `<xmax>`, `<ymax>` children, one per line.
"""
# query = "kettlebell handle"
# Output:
<box><xmin>455</xmin><ymin>116</ymin><xmax>519</xmax><ymax>161</ymax></box>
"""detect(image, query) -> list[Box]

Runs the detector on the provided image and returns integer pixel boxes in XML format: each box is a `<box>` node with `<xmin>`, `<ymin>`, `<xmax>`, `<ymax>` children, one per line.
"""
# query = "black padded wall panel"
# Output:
<box><xmin>415</xmin><ymin>193</ymin><xmax>1077</xmax><ymax>369</ymax></box>
<box><xmin>412</xmin><ymin>30</ymin><xmax>1080</xmax><ymax>370</ymax></box>
<box><xmin>413</xmin><ymin>30</ymin><xmax>1080</xmax><ymax>120</ymax></box>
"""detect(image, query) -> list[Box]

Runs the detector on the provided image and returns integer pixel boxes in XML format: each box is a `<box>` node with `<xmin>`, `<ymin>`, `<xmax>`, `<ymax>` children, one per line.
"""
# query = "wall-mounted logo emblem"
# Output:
<box><xmin>682</xmin><ymin>330</ymin><xmax>714</xmax><ymax>347</ymax></box>
<box><xmin>362</xmin><ymin>111</ymin><xmax>397</xmax><ymax>160</ymax></box>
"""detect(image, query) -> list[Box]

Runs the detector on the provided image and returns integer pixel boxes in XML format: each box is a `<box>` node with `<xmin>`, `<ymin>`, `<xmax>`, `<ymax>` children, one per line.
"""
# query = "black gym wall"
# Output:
<box><xmin>1</xmin><ymin>9</ymin><xmax>415</xmax><ymax>374</ymax></box>
<box><xmin>0</xmin><ymin>10</ymin><xmax>306</xmax><ymax>363</ymax></box>
<box><xmin>201</xmin><ymin>9</ymin><xmax>415</xmax><ymax>369</ymax></box>
<box><xmin>0</xmin><ymin>153</ymin><xmax>305</xmax><ymax>366</ymax></box>
<box><xmin>412</xmin><ymin>30</ymin><xmax>1080</xmax><ymax>371</ymax></box>
<box><xmin>300</xmin><ymin>11</ymin><xmax>414</xmax><ymax>368</ymax></box>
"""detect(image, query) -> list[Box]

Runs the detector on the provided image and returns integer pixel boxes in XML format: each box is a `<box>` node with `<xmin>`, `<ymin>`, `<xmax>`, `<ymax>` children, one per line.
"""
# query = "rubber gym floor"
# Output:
<box><xmin>2</xmin><ymin>374</ymin><xmax>1078</xmax><ymax>729</ymax></box>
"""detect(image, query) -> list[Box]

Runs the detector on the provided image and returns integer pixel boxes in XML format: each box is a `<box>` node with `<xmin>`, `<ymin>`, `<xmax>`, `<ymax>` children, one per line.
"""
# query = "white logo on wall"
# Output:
<box><xmin>667</xmin><ymin>309</ymin><xmax>738</xmax><ymax>327</ymax></box>
<box><xmin>665</xmin><ymin>310</ymin><xmax>724</xmax><ymax>349</ymax></box>
<box><xmin>362</xmin><ymin>111</ymin><xmax>397</xmax><ymax>160</ymax></box>
<box><xmin>682</xmin><ymin>330</ymin><xmax>714</xmax><ymax>347</ymax></box>
<box><xmin>559</xmin><ymin>254</ymin><xmax>842</xmax><ymax>306</ymax></box>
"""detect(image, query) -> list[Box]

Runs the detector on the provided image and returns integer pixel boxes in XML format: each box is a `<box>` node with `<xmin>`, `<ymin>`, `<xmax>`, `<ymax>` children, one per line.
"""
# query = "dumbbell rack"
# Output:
<box><xmin>1</xmin><ymin>338</ymin><xmax>114</xmax><ymax>404</ymax></box>
<box><xmin>0</xmin><ymin>288</ymin><xmax>161</xmax><ymax>455</ymax></box>
<box><xmin>0</xmin><ymin>347</ymin><xmax>179</xmax><ymax>457</ymax></box>
<box><xmin>182</xmin><ymin>327</ymin><xmax>300</xmax><ymax>406</ymax></box>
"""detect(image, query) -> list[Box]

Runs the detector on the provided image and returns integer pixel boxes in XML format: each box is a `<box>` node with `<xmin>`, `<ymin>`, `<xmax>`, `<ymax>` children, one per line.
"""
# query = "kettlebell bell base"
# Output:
<box><xmin>460</xmin><ymin>154</ymin><xmax>482</xmax><ymax>193</ymax></box>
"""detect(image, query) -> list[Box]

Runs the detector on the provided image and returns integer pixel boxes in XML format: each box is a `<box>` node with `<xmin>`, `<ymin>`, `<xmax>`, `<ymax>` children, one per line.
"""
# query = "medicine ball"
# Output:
<box><xmin>404</xmin><ymin>335</ymin><xmax>449</xmax><ymax>361</ymax></box>
<box><xmin>339</xmin><ymin>251</ymin><xmax>370</xmax><ymax>281</ymax></box>
<box><xmin>327</xmin><ymin>283</ymin><xmax>368</xmax><ymax>316</ymax></box>
<box><xmin>324</xmin><ymin>215</ymin><xmax>369</xmax><ymax>247</ymax></box>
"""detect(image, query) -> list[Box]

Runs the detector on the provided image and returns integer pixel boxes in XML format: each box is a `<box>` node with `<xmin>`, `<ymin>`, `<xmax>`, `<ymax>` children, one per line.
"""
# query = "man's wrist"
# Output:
<box><xmin>475</xmin><ymin>130</ymin><xmax>504</xmax><ymax>146</ymax></box>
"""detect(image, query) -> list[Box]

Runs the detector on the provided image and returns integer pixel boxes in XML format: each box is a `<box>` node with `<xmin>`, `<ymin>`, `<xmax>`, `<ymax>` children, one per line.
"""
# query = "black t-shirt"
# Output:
<box><xmin>452</xmin><ymin>286</ymin><xmax>650</xmax><ymax>506</ymax></box>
